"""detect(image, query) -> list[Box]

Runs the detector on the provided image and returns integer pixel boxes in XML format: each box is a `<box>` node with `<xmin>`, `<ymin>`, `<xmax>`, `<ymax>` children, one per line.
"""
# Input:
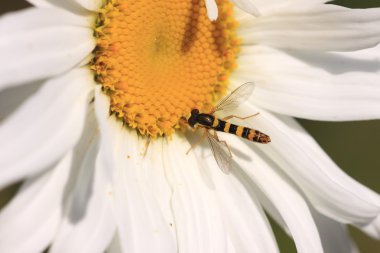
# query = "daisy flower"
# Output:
<box><xmin>1</xmin><ymin>0</ymin><xmax>380</xmax><ymax>252</ymax></box>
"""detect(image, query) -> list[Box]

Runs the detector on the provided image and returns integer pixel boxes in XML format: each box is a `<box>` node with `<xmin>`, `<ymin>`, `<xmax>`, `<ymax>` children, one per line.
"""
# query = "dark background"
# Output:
<box><xmin>0</xmin><ymin>1</ymin><xmax>379</xmax><ymax>252</ymax></box>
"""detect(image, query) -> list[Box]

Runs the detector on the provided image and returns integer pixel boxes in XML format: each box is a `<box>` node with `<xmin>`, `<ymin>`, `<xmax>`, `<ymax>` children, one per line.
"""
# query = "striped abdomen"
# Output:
<box><xmin>212</xmin><ymin>118</ymin><xmax>271</xmax><ymax>144</ymax></box>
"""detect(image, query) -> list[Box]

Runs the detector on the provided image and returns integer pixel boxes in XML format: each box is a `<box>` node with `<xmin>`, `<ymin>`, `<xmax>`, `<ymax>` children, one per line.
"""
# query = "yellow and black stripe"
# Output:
<box><xmin>212</xmin><ymin>118</ymin><xmax>271</xmax><ymax>144</ymax></box>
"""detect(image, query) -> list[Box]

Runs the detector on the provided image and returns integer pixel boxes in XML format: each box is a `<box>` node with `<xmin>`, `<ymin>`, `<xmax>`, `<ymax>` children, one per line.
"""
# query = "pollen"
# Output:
<box><xmin>92</xmin><ymin>0</ymin><xmax>240</xmax><ymax>138</ymax></box>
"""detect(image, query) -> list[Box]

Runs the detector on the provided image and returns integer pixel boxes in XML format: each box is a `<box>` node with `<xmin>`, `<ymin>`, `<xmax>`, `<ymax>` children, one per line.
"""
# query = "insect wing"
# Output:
<box><xmin>207</xmin><ymin>133</ymin><xmax>232</xmax><ymax>174</ymax></box>
<box><xmin>214</xmin><ymin>82</ymin><xmax>255</xmax><ymax>112</ymax></box>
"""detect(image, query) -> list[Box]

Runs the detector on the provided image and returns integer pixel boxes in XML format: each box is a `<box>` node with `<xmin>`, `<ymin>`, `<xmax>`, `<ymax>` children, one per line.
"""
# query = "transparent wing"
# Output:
<box><xmin>207</xmin><ymin>132</ymin><xmax>232</xmax><ymax>174</ymax></box>
<box><xmin>214</xmin><ymin>82</ymin><xmax>255</xmax><ymax>112</ymax></box>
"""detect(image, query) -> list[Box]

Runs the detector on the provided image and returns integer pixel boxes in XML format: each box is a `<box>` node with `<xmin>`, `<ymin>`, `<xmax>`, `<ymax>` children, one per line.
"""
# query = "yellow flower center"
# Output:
<box><xmin>92</xmin><ymin>0</ymin><xmax>240</xmax><ymax>138</ymax></box>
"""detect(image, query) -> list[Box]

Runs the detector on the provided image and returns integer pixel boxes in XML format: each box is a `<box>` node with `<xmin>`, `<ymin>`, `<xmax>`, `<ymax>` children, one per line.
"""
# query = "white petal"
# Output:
<box><xmin>73</xmin><ymin>0</ymin><xmax>103</xmax><ymax>12</ymax></box>
<box><xmin>0</xmin><ymin>68</ymin><xmax>94</xmax><ymax>189</ymax></box>
<box><xmin>233</xmin><ymin>0</ymin><xmax>290</xmax><ymax>20</ymax></box>
<box><xmin>67</xmin><ymin>102</ymin><xmax>99</xmax><ymax>179</ymax></box>
<box><xmin>311</xmin><ymin>210</ymin><xmax>359</xmax><ymax>253</ymax></box>
<box><xmin>239</xmin><ymin>4</ymin><xmax>380</xmax><ymax>51</ymax></box>
<box><xmin>164</xmin><ymin>136</ymin><xmax>229</xmax><ymax>253</ymax></box>
<box><xmin>31</xmin><ymin>0</ymin><xmax>103</xmax><ymax>12</ymax></box>
<box><xmin>360</xmin><ymin>215</ymin><xmax>380</xmax><ymax>239</ymax></box>
<box><xmin>0</xmin><ymin>152</ymin><xmax>73</xmax><ymax>253</ymax></box>
<box><xmin>250</xmin><ymin>184</ymin><xmax>290</xmax><ymax>236</ymax></box>
<box><xmin>233</xmin><ymin>0</ymin><xmax>328</xmax><ymax>23</ymax></box>
<box><xmin>234</xmin><ymin>45</ymin><xmax>380</xmax><ymax>121</ymax></box>
<box><xmin>94</xmin><ymin>89</ymin><xmax>177</xmax><ymax>252</ymax></box>
<box><xmin>0</xmin><ymin>81</ymin><xmax>42</xmax><ymax>122</ymax></box>
<box><xmin>189</xmin><ymin>133</ymin><xmax>279</xmax><ymax>253</ymax></box>
<box><xmin>0</xmin><ymin>8</ymin><xmax>95</xmax><ymax>90</ymax></box>
<box><xmin>26</xmin><ymin>0</ymin><xmax>92</xmax><ymax>14</ymax></box>
<box><xmin>50</xmin><ymin>139</ymin><xmax>116</xmax><ymax>253</ymax></box>
<box><xmin>205</xmin><ymin>0</ymin><xmax>218</xmax><ymax>21</ymax></box>
<box><xmin>233</xmin><ymin>104</ymin><xmax>380</xmax><ymax>225</ymax></box>
<box><xmin>213</xmin><ymin>134</ymin><xmax>323</xmax><ymax>253</ymax></box>
<box><xmin>26</xmin><ymin>0</ymin><xmax>53</xmax><ymax>8</ymax></box>
<box><xmin>230</xmin><ymin>0</ymin><xmax>260</xmax><ymax>17</ymax></box>
<box><xmin>106</xmin><ymin>234</ymin><xmax>123</xmax><ymax>253</ymax></box>
<box><xmin>0</xmin><ymin>7</ymin><xmax>91</xmax><ymax>33</ymax></box>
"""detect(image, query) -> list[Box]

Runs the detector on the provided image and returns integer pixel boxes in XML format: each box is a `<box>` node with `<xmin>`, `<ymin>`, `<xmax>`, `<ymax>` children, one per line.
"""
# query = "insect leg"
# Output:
<box><xmin>140</xmin><ymin>137</ymin><xmax>151</xmax><ymax>156</ymax></box>
<box><xmin>222</xmin><ymin>112</ymin><xmax>260</xmax><ymax>121</ymax></box>
<box><xmin>211</xmin><ymin>129</ymin><xmax>220</xmax><ymax>140</ymax></box>
<box><xmin>186</xmin><ymin>129</ymin><xmax>208</xmax><ymax>155</ymax></box>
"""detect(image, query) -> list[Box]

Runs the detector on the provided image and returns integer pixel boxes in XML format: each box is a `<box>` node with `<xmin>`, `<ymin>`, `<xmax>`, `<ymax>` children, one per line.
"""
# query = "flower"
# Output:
<box><xmin>1</xmin><ymin>0</ymin><xmax>380</xmax><ymax>252</ymax></box>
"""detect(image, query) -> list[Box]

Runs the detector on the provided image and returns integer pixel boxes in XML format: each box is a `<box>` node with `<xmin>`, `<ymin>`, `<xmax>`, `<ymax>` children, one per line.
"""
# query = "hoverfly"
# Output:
<box><xmin>186</xmin><ymin>82</ymin><xmax>270</xmax><ymax>174</ymax></box>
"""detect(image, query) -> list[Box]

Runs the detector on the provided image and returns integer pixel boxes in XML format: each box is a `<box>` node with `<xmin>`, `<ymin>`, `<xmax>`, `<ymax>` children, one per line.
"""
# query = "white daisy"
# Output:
<box><xmin>0</xmin><ymin>0</ymin><xmax>380</xmax><ymax>252</ymax></box>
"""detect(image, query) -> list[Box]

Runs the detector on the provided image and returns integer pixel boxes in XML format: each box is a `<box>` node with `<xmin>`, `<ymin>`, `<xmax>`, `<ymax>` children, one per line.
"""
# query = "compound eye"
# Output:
<box><xmin>191</xmin><ymin>109</ymin><xmax>199</xmax><ymax>115</ymax></box>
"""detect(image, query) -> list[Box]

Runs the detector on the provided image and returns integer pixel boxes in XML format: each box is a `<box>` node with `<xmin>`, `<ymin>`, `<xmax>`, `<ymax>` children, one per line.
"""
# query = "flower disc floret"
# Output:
<box><xmin>92</xmin><ymin>0</ymin><xmax>240</xmax><ymax>137</ymax></box>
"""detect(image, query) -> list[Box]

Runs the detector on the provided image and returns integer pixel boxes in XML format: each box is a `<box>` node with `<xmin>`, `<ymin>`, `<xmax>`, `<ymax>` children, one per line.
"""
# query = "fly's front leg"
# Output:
<box><xmin>211</xmin><ymin>129</ymin><xmax>220</xmax><ymax>141</ymax></box>
<box><xmin>186</xmin><ymin>129</ymin><xmax>208</xmax><ymax>154</ymax></box>
<box><xmin>222</xmin><ymin>112</ymin><xmax>260</xmax><ymax>121</ymax></box>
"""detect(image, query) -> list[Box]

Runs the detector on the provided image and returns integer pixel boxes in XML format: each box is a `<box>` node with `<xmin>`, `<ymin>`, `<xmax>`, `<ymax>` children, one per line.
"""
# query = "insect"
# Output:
<box><xmin>186</xmin><ymin>82</ymin><xmax>271</xmax><ymax>174</ymax></box>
